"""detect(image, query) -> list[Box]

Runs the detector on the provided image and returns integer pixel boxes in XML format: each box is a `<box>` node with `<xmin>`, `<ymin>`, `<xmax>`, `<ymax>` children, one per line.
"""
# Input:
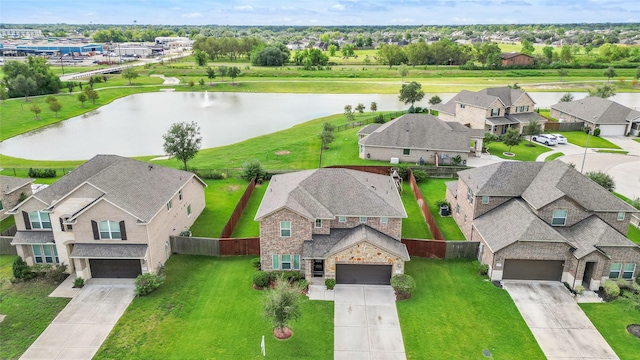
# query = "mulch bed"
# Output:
<box><xmin>273</xmin><ymin>327</ymin><xmax>293</xmax><ymax>340</ymax></box>
<box><xmin>627</xmin><ymin>324</ymin><xmax>640</xmax><ymax>339</ymax></box>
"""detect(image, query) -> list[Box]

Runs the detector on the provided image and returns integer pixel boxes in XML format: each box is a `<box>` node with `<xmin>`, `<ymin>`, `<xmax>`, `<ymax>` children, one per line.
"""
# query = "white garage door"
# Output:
<box><xmin>597</xmin><ymin>125</ymin><xmax>626</xmax><ymax>136</ymax></box>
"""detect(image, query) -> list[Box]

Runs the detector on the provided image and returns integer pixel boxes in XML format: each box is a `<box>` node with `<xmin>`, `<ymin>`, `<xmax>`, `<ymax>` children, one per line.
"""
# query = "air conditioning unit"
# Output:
<box><xmin>558</xmin><ymin>118</ymin><xmax>564</xmax><ymax>123</ymax></box>
<box><xmin>390</xmin><ymin>157</ymin><xmax>399</xmax><ymax>164</ymax></box>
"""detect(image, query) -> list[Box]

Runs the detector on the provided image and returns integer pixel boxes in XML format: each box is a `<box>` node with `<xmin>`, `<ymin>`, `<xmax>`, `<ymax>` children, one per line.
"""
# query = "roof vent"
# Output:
<box><xmin>148</xmin><ymin>165</ymin><xmax>154</xmax><ymax>170</ymax></box>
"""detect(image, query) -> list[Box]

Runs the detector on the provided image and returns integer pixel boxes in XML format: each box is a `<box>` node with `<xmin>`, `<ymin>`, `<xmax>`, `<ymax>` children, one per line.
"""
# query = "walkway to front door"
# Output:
<box><xmin>334</xmin><ymin>285</ymin><xmax>406</xmax><ymax>360</ymax></box>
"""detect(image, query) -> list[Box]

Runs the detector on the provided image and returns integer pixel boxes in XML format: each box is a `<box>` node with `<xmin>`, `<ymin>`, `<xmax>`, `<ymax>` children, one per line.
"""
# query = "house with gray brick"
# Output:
<box><xmin>357</xmin><ymin>114</ymin><xmax>485</xmax><ymax>165</ymax></box>
<box><xmin>8</xmin><ymin>155</ymin><xmax>206</xmax><ymax>280</ymax></box>
<box><xmin>432</xmin><ymin>86</ymin><xmax>546</xmax><ymax>135</ymax></box>
<box><xmin>446</xmin><ymin>160</ymin><xmax>639</xmax><ymax>290</ymax></box>
<box><xmin>255</xmin><ymin>168</ymin><xmax>409</xmax><ymax>285</ymax></box>
<box><xmin>550</xmin><ymin>97</ymin><xmax>640</xmax><ymax>136</ymax></box>
<box><xmin>1</xmin><ymin>175</ymin><xmax>33</xmax><ymax>220</ymax></box>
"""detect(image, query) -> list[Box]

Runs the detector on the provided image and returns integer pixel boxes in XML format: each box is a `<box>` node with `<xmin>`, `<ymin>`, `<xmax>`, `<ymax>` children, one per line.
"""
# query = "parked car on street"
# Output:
<box><xmin>552</xmin><ymin>134</ymin><xmax>568</xmax><ymax>144</ymax></box>
<box><xmin>532</xmin><ymin>134</ymin><xmax>558</xmax><ymax>146</ymax></box>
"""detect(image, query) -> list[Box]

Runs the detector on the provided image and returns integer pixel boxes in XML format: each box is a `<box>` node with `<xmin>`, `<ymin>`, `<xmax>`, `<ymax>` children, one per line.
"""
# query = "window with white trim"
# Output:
<box><xmin>456</xmin><ymin>204</ymin><xmax>460</xmax><ymax>214</ymax></box>
<box><xmin>178</xmin><ymin>190</ymin><xmax>183</xmax><ymax>201</ymax></box>
<box><xmin>491</xmin><ymin>108</ymin><xmax>500</xmax><ymax>116</ymax></box>
<box><xmin>552</xmin><ymin>210</ymin><xmax>568</xmax><ymax>226</ymax></box>
<box><xmin>29</xmin><ymin>211</ymin><xmax>51</xmax><ymax>229</ymax></box>
<box><xmin>524</xmin><ymin>105</ymin><xmax>529</xmax><ymax>112</ymax></box>
<box><xmin>187</xmin><ymin>204</ymin><xmax>192</xmax><ymax>216</ymax></box>
<box><xmin>622</xmin><ymin>263</ymin><xmax>636</xmax><ymax>279</ymax></box>
<box><xmin>380</xmin><ymin>217</ymin><xmax>388</xmax><ymax>224</ymax></box>
<box><xmin>272</xmin><ymin>254</ymin><xmax>301</xmax><ymax>270</ymax></box>
<box><xmin>617</xmin><ymin>212</ymin><xmax>625</xmax><ymax>221</ymax></box>
<box><xmin>359</xmin><ymin>145</ymin><xmax>364</xmax><ymax>154</ymax></box>
<box><xmin>99</xmin><ymin>220</ymin><xmax>121</xmax><ymax>239</ymax></box>
<box><xmin>338</xmin><ymin>216</ymin><xmax>346</xmax><ymax>223</ymax></box>
<box><xmin>460</xmin><ymin>104</ymin><xmax>466</xmax><ymax>109</ymax></box>
<box><xmin>360</xmin><ymin>217</ymin><xmax>367</xmax><ymax>223</ymax></box>
<box><xmin>281</xmin><ymin>254</ymin><xmax>292</xmax><ymax>270</ymax></box>
<box><xmin>280</xmin><ymin>221</ymin><xmax>291</xmax><ymax>237</ymax></box>
<box><xmin>167</xmin><ymin>200</ymin><xmax>172</xmax><ymax>211</ymax></box>
<box><xmin>32</xmin><ymin>244</ymin><xmax>59</xmax><ymax>264</ymax></box>
<box><xmin>609</xmin><ymin>263</ymin><xmax>622</xmax><ymax>279</ymax></box>
<box><xmin>315</xmin><ymin>219</ymin><xmax>322</xmax><ymax>228</ymax></box>
<box><xmin>467</xmin><ymin>188</ymin><xmax>474</xmax><ymax>204</ymax></box>
<box><xmin>482</xmin><ymin>196</ymin><xmax>489</xmax><ymax>204</ymax></box>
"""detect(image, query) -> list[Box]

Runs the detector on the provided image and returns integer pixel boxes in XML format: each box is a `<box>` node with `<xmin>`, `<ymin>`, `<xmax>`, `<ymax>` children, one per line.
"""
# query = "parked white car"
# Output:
<box><xmin>532</xmin><ymin>134</ymin><xmax>558</xmax><ymax>146</ymax></box>
<box><xmin>552</xmin><ymin>134</ymin><xmax>568</xmax><ymax>144</ymax></box>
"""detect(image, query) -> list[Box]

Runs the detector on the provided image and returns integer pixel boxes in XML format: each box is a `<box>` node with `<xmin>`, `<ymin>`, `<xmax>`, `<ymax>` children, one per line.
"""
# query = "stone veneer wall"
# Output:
<box><xmin>324</xmin><ymin>241</ymin><xmax>405</xmax><ymax>279</ymax></box>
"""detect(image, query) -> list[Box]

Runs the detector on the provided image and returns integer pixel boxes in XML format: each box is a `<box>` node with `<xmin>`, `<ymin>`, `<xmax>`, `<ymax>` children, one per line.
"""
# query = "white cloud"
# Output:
<box><xmin>329</xmin><ymin>4</ymin><xmax>345</xmax><ymax>11</ymax></box>
<box><xmin>393</xmin><ymin>18</ymin><xmax>415</xmax><ymax>24</ymax></box>
<box><xmin>234</xmin><ymin>5</ymin><xmax>254</xmax><ymax>11</ymax></box>
<box><xmin>181</xmin><ymin>12</ymin><xmax>203</xmax><ymax>18</ymax></box>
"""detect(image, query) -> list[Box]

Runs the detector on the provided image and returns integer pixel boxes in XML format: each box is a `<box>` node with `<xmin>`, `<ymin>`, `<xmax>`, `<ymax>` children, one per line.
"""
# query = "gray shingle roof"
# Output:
<box><xmin>255</xmin><ymin>168</ymin><xmax>407</xmax><ymax>220</ymax></box>
<box><xmin>500</xmin><ymin>52</ymin><xmax>532</xmax><ymax>60</ymax></box>
<box><xmin>358</xmin><ymin>124</ymin><xmax>382</xmax><ymax>136</ymax></box>
<box><xmin>434</xmin><ymin>87</ymin><xmax>530</xmax><ymax>113</ymax></box>
<box><xmin>506</xmin><ymin>112</ymin><xmax>548</xmax><ymax>124</ymax></box>
<box><xmin>70</xmin><ymin>244</ymin><xmax>148</xmax><ymax>258</ymax></box>
<box><xmin>0</xmin><ymin>175</ymin><xmax>33</xmax><ymax>195</ymax></box>
<box><xmin>359</xmin><ymin>114</ymin><xmax>484</xmax><ymax>152</ymax></box>
<box><xmin>303</xmin><ymin>224</ymin><xmax>409</xmax><ymax>260</ymax></box>
<box><xmin>556</xmin><ymin>216</ymin><xmax>639</xmax><ymax>258</ymax></box>
<box><xmin>11</xmin><ymin>231</ymin><xmax>55</xmax><ymax>245</ymax></box>
<box><xmin>551</xmin><ymin>97</ymin><xmax>640</xmax><ymax>125</ymax></box>
<box><xmin>32</xmin><ymin>155</ymin><xmax>204</xmax><ymax>222</ymax></box>
<box><xmin>458</xmin><ymin>162</ymin><xmax>545</xmax><ymax>197</ymax></box>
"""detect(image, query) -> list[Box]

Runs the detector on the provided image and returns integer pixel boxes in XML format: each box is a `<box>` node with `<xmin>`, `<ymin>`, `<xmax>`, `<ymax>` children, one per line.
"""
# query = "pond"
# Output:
<box><xmin>1</xmin><ymin>91</ymin><xmax>639</xmax><ymax>160</ymax></box>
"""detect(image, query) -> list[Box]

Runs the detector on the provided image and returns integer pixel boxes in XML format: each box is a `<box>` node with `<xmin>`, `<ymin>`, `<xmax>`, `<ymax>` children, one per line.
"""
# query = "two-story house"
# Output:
<box><xmin>255</xmin><ymin>168</ymin><xmax>409</xmax><ymax>285</ymax></box>
<box><xmin>1</xmin><ymin>175</ymin><xmax>33</xmax><ymax>220</ymax></box>
<box><xmin>432</xmin><ymin>86</ymin><xmax>546</xmax><ymax>135</ymax></box>
<box><xmin>8</xmin><ymin>155</ymin><xmax>206</xmax><ymax>279</ymax></box>
<box><xmin>446</xmin><ymin>161</ymin><xmax>639</xmax><ymax>290</ymax></box>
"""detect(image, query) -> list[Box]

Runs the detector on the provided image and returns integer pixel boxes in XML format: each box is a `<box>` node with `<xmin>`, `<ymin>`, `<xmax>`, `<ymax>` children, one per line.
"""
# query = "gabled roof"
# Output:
<box><xmin>432</xmin><ymin>87</ymin><xmax>529</xmax><ymax>113</ymax></box>
<box><xmin>29</xmin><ymin>155</ymin><xmax>205</xmax><ymax>222</ymax></box>
<box><xmin>551</xmin><ymin>97</ymin><xmax>640</xmax><ymax>125</ymax></box>
<box><xmin>358</xmin><ymin>124</ymin><xmax>382</xmax><ymax>136</ymax></box>
<box><xmin>556</xmin><ymin>216</ymin><xmax>639</xmax><ymax>258</ymax></box>
<box><xmin>255</xmin><ymin>168</ymin><xmax>407</xmax><ymax>221</ymax></box>
<box><xmin>359</xmin><ymin>114</ymin><xmax>484</xmax><ymax>152</ymax></box>
<box><xmin>0</xmin><ymin>175</ymin><xmax>33</xmax><ymax>195</ymax></box>
<box><xmin>500</xmin><ymin>52</ymin><xmax>533</xmax><ymax>60</ymax></box>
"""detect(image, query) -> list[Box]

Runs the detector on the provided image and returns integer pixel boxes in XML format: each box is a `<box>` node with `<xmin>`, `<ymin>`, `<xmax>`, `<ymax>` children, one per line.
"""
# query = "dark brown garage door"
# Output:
<box><xmin>336</xmin><ymin>264</ymin><xmax>392</xmax><ymax>285</ymax></box>
<box><xmin>503</xmin><ymin>259</ymin><xmax>563</xmax><ymax>281</ymax></box>
<box><xmin>89</xmin><ymin>259</ymin><xmax>142</xmax><ymax>278</ymax></box>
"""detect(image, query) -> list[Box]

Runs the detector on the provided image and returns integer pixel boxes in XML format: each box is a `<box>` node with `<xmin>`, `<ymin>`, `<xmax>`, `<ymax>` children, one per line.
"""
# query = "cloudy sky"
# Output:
<box><xmin>1</xmin><ymin>0</ymin><xmax>638</xmax><ymax>25</ymax></box>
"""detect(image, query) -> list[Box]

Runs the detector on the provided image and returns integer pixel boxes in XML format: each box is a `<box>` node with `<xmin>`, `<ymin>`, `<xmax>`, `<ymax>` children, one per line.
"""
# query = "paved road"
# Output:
<box><xmin>334</xmin><ymin>285</ymin><xmax>406</xmax><ymax>360</ymax></box>
<box><xmin>503</xmin><ymin>281</ymin><xmax>618</xmax><ymax>360</ymax></box>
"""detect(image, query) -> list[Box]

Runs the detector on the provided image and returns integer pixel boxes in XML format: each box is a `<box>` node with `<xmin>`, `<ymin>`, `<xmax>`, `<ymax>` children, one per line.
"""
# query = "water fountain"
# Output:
<box><xmin>202</xmin><ymin>90</ymin><xmax>212</xmax><ymax>107</ymax></box>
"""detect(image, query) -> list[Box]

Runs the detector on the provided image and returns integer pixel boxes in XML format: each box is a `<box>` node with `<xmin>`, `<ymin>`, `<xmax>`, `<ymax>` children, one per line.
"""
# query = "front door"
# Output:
<box><xmin>313</xmin><ymin>259</ymin><xmax>324</xmax><ymax>277</ymax></box>
<box><xmin>583</xmin><ymin>262</ymin><xmax>596</xmax><ymax>288</ymax></box>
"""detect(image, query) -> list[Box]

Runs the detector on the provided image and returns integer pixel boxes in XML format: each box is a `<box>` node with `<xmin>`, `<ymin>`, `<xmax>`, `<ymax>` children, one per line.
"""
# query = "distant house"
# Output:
<box><xmin>255</xmin><ymin>168</ymin><xmax>409</xmax><ymax>285</ymax></box>
<box><xmin>432</xmin><ymin>86</ymin><xmax>546</xmax><ymax>135</ymax></box>
<box><xmin>446</xmin><ymin>161</ymin><xmax>639</xmax><ymax>289</ymax></box>
<box><xmin>500</xmin><ymin>52</ymin><xmax>534</xmax><ymax>66</ymax></box>
<box><xmin>286</xmin><ymin>41</ymin><xmax>306</xmax><ymax>51</ymax></box>
<box><xmin>550</xmin><ymin>97</ymin><xmax>640</xmax><ymax>136</ymax></box>
<box><xmin>357</xmin><ymin>114</ymin><xmax>485</xmax><ymax>165</ymax></box>
<box><xmin>0</xmin><ymin>175</ymin><xmax>33</xmax><ymax>220</ymax></box>
<box><xmin>8</xmin><ymin>155</ymin><xmax>206</xmax><ymax>279</ymax></box>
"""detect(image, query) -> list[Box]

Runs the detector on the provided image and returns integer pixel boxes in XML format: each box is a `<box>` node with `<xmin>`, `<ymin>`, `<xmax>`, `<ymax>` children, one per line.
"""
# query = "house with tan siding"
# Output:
<box><xmin>500</xmin><ymin>52</ymin><xmax>534</xmax><ymax>66</ymax></box>
<box><xmin>255</xmin><ymin>168</ymin><xmax>409</xmax><ymax>285</ymax></box>
<box><xmin>8</xmin><ymin>155</ymin><xmax>206</xmax><ymax>279</ymax></box>
<box><xmin>446</xmin><ymin>161</ymin><xmax>639</xmax><ymax>290</ymax></box>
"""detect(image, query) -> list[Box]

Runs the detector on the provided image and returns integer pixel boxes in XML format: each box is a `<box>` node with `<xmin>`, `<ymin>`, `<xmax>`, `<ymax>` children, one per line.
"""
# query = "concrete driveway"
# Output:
<box><xmin>334</xmin><ymin>285</ymin><xmax>406</xmax><ymax>360</ymax></box>
<box><xmin>503</xmin><ymin>281</ymin><xmax>618</xmax><ymax>360</ymax></box>
<box><xmin>20</xmin><ymin>279</ymin><xmax>135</xmax><ymax>360</ymax></box>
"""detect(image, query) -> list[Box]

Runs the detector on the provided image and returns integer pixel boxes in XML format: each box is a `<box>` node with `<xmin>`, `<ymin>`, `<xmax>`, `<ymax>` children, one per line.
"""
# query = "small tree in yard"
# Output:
<box><xmin>428</xmin><ymin>95</ymin><xmax>442</xmax><ymax>106</ymax></box>
<box><xmin>398</xmin><ymin>64</ymin><xmax>409</xmax><ymax>82</ymax></box>
<box><xmin>162</xmin><ymin>121</ymin><xmax>202</xmax><ymax>171</ymax></box>
<box><xmin>12</xmin><ymin>257</ymin><xmax>33</xmax><ymax>280</ymax></box>
<box><xmin>399</xmin><ymin>81</ymin><xmax>425</xmax><ymax>108</ymax></box>
<box><xmin>344</xmin><ymin>104</ymin><xmax>355</xmax><ymax>122</ymax></box>
<box><xmin>586</xmin><ymin>171</ymin><xmax>615</xmax><ymax>192</ymax></box>
<box><xmin>560</xmin><ymin>93</ymin><xmax>574</xmax><ymax>102</ymax></box>
<box><xmin>355</xmin><ymin>103</ymin><xmax>365</xmax><ymax>115</ymax></box>
<box><xmin>263</xmin><ymin>275</ymin><xmax>302</xmax><ymax>339</ymax></box>
<box><xmin>218</xmin><ymin>66</ymin><xmax>228</xmax><ymax>81</ymax></box>
<box><xmin>588</xmin><ymin>84</ymin><xmax>616</xmax><ymax>99</ymax></box>
<box><xmin>30</xmin><ymin>104</ymin><xmax>41</xmax><ymax>119</ymax></box>
<box><xmin>122</xmin><ymin>67</ymin><xmax>139</xmax><ymax>85</ymax></box>
<box><xmin>522</xmin><ymin>119</ymin><xmax>543</xmax><ymax>146</ymax></box>
<box><xmin>198</xmin><ymin>78</ymin><xmax>205</xmax><ymax>87</ymax></box>
<box><xmin>134</xmin><ymin>273</ymin><xmax>166</xmax><ymax>296</ymax></box>
<box><xmin>77</xmin><ymin>93</ymin><xmax>87</xmax><ymax>107</ymax></box>
<box><xmin>318</xmin><ymin>122</ymin><xmax>336</xmax><ymax>149</ymax></box>
<box><xmin>84</xmin><ymin>88</ymin><xmax>99</xmax><ymax>104</ymax></box>
<box><xmin>228</xmin><ymin>66</ymin><xmax>241</xmax><ymax>84</ymax></box>
<box><xmin>604</xmin><ymin>66</ymin><xmax>617</xmax><ymax>82</ymax></box>
<box><xmin>49</xmin><ymin>99</ymin><xmax>62</xmax><ymax>117</ymax></box>
<box><xmin>370</xmin><ymin>101</ymin><xmax>377</xmax><ymax>113</ymax></box>
<box><xmin>557</xmin><ymin>68</ymin><xmax>568</xmax><ymax>81</ymax></box>
<box><xmin>391</xmin><ymin>274</ymin><xmax>416</xmax><ymax>300</ymax></box>
<box><xmin>206</xmin><ymin>67</ymin><xmax>216</xmax><ymax>85</ymax></box>
<box><xmin>502</xmin><ymin>127</ymin><xmax>522</xmax><ymax>154</ymax></box>
<box><xmin>241</xmin><ymin>159</ymin><xmax>265</xmax><ymax>182</ymax></box>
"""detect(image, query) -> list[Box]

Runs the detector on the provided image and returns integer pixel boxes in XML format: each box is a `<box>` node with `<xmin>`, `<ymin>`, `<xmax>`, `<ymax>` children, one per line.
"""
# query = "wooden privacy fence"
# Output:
<box><xmin>408</xmin><ymin>169</ymin><xmax>445</xmax><ymax>240</ymax></box>
<box><xmin>544</xmin><ymin>122</ymin><xmax>584</xmax><ymax>132</ymax></box>
<box><xmin>0</xmin><ymin>236</ymin><xmax>17</xmax><ymax>255</ymax></box>
<box><xmin>1</xmin><ymin>225</ymin><xmax>17</xmax><ymax>236</ymax></box>
<box><xmin>326</xmin><ymin>165</ymin><xmax>391</xmax><ymax>175</ymax></box>
<box><xmin>170</xmin><ymin>236</ymin><xmax>260</xmax><ymax>256</ymax></box>
<box><xmin>413</xmin><ymin>166</ymin><xmax>466</xmax><ymax>179</ymax></box>
<box><xmin>401</xmin><ymin>239</ymin><xmax>479</xmax><ymax>259</ymax></box>
<box><xmin>220</xmin><ymin>178</ymin><xmax>256</xmax><ymax>238</ymax></box>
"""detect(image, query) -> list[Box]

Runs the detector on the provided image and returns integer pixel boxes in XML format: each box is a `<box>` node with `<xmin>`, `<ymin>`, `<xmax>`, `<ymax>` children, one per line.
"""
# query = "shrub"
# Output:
<box><xmin>412</xmin><ymin>169</ymin><xmax>429</xmax><ymax>183</ymax></box>
<box><xmin>575</xmin><ymin>285</ymin><xmax>585</xmax><ymax>295</ymax></box>
<box><xmin>616</xmin><ymin>278</ymin><xmax>631</xmax><ymax>290</ymax></box>
<box><xmin>603</xmin><ymin>279</ymin><xmax>620</xmax><ymax>298</ymax></box>
<box><xmin>241</xmin><ymin>159</ymin><xmax>265</xmax><ymax>182</ymax></box>
<box><xmin>27</xmin><ymin>168</ymin><xmax>57</xmax><ymax>178</ymax></box>
<box><xmin>297</xmin><ymin>279</ymin><xmax>309</xmax><ymax>291</ymax></box>
<box><xmin>391</xmin><ymin>274</ymin><xmax>416</xmax><ymax>300</ymax></box>
<box><xmin>396</xmin><ymin>163</ymin><xmax>409</xmax><ymax>180</ymax></box>
<box><xmin>45</xmin><ymin>263</ymin><xmax>68</xmax><ymax>283</ymax></box>
<box><xmin>270</xmin><ymin>270</ymin><xmax>302</xmax><ymax>283</ymax></box>
<box><xmin>251</xmin><ymin>257</ymin><xmax>261</xmax><ymax>270</ymax></box>
<box><xmin>472</xmin><ymin>260</ymin><xmax>489</xmax><ymax>276</ymax></box>
<box><xmin>253</xmin><ymin>271</ymin><xmax>270</xmax><ymax>288</ymax></box>
<box><xmin>134</xmin><ymin>273</ymin><xmax>166</xmax><ymax>296</ymax></box>
<box><xmin>325</xmin><ymin>278</ymin><xmax>336</xmax><ymax>290</ymax></box>
<box><xmin>373</xmin><ymin>114</ymin><xmax>385</xmax><ymax>124</ymax></box>
<box><xmin>12</xmin><ymin>257</ymin><xmax>33</xmax><ymax>280</ymax></box>
<box><xmin>73</xmin><ymin>277</ymin><xmax>85</xmax><ymax>288</ymax></box>
<box><xmin>593</xmin><ymin>127</ymin><xmax>601</xmax><ymax>137</ymax></box>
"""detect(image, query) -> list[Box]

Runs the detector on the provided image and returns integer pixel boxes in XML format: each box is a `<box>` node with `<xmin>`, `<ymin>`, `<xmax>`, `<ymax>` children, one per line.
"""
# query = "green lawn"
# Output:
<box><xmin>231</xmin><ymin>181</ymin><xmax>269</xmax><ymax>238</ymax></box>
<box><xmin>94</xmin><ymin>256</ymin><xmax>334</xmax><ymax>360</ymax></box>
<box><xmin>627</xmin><ymin>225</ymin><xmax>640</xmax><ymax>244</ymax></box>
<box><xmin>633</xmin><ymin>138</ymin><xmax>640</xmax><ymax>144</ymax></box>
<box><xmin>554</xmin><ymin>131</ymin><xmax>621</xmax><ymax>149</ymax></box>
<box><xmin>417</xmin><ymin>179</ymin><xmax>465</xmax><ymax>240</ymax></box>
<box><xmin>401</xmin><ymin>182</ymin><xmax>433</xmax><ymax>239</ymax></box>
<box><xmin>486</xmin><ymin>140</ymin><xmax>551</xmax><ymax>162</ymax></box>
<box><xmin>190</xmin><ymin>178</ymin><xmax>251</xmax><ymax>238</ymax></box>
<box><xmin>0</xmin><ymin>216</ymin><xmax>15</xmax><ymax>233</ymax></box>
<box><xmin>398</xmin><ymin>259</ymin><xmax>544</xmax><ymax>359</ymax></box>
<box><xmin>0</xmin><ymin>256</ymin><xmax>71</xmax><ymax>359</ymax></box>
<box><xmin>545</xmin><ymin>152</ymin><xmax>565</xmax><ymax>161</ymax></box>
<box><xmin>580</xmin><ymin>301</ymin><xmax>640</xmax><ymax>360</ymax></box>
<box><xmin>597</xmin><ymin>149</ymin><xmax>629</xmax><ymax>154</ymax></box>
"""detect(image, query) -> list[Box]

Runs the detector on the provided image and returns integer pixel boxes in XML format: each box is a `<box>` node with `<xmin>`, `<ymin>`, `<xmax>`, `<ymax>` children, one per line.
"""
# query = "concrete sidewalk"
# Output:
<box><xmin>20</xmin><ymin>279</ymin><xmax>135</xmax><ymax>360</ymax></box>
<box><xmin>334</xmin><ymin>285</ymin><xmax>406</xmax><ymax>360</ymax></box>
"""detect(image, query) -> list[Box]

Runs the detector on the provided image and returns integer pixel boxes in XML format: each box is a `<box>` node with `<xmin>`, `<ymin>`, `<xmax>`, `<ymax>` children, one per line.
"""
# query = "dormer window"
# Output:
<box><xmin>482</xmin><ymin>196</ymin><xmax>490</xmax><ymax>204</ymax></box>
<box><xmin>360</xmin><ymin>217</ymin><xmax>367</xmax><ymax>223</ymax></box>
<box><xmin>338</xmin><ymin>216</ymin><xmax>347</xmax><ymax>223</ymax></box>
<box><xmin>617</xmin><ymin>212</ymin><xmax>625</xmax><ymax>221</ymax></box>
<box><xmin>167</xmin><ymin>200</ymin><xmax>172</xmax><ymax>211</ymax></box>
<box><xmin>178</xmin><ymin>190</ymin><xmax>183</xmax><ymax>201</ymax></box>
<box><xmin>315</xmin><ymin>219</ymin><xmax>322</xmax><ymax>228</ymax></box>
<box><xmin>460</xmin><ymin>104</ymin><xmax>466</xmax><ymax>109</ymax></box>
<box><xmin>29</xmin><ymin>211</ymin><xmax>51</xmax><ymax>229</ymax></box>
<box><xmin>491</xmin><ymin>108</ymin><xmax>500</xmax><ymax>117</ymax></box>
<box><xmin>552</xmin><ymin>210</ymin><xmax>568</xmax><ymax>226</ymax></box>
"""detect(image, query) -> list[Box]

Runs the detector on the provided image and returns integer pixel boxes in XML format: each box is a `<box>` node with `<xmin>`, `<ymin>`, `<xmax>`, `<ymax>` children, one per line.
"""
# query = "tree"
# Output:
<box><xmin>206</xmin><ymin>67</ymin><xmax>216</xmax><ymax>84</ymax></box>
<box><xmin>162</xmin><ymin>121</ymin><xmax>203</xmax><ymax>171</ymax></box>
<box><xmin>344</xmin><ymin>105</ymin><xmax>355</xmax><ymax>122</ymax></box>
<box><xmin>473</xmin><ymin>42</ymin><xmax>502</xmax><ymax>67</ymax></box>
<box><xmin>522</xmin><ymin>120</ymin><xmax>543</xmax><ymax>146</ymax></box>
<box><xmin>588</xmin><ymin>84</ymin><xmax>616</xmax><ymax>99</ymax></box>
<box><xmin>218</xmin><ymin>66</ymin><xmax>228</xmax><ymax>81</ymax></box>
<box><xmin>45</xmin><ymin>95</ymin><xmax>57</xmax><ymax>104</ymax></box>
<box><xmin>251</xmin><ymin>46</ymin><xmax>289</xmax><ymax>66</ymax></box>
<box><xmin>228</xmin><ymin>66</ymin><xmax>241</xmax><ymax>84</ymax></box>
<box><xmin>586</xmin><ymin>171</ymin><xmax>615</xmax><ymax>192</ymax></box>
<box><xmin>9</xmin><ymin>74</ymin><xmax>37</xmax><ymax>102</ymax></box>
<box><xmin>194</xmin><ymin>49</ymin><xmax>208</xmax><ymax>66</ymax></box>
<box><xmin>398</xmin><ymin>64</ymin><xmax>409</xmax><ymax>83</ymax></box>
<box><xmin>399</xmin><ymin>81</ymin><xmax>425</xmax><ymax>108</ymax></box>
<box><xmin>84</xmin><ymin>88</ymin><xmax>99</xmax><ymax>104</ymax></box>
<box><xmin>370</xmin><ymin>101</ymin><xmax>377</xmax><ymax>113</ymax></box>
<box><xmin>604</xmin><ymin>67</ymin><xmax>617</xmax><ymax>82</ymax></box>
<box><xmin>557</xmin><ymin>68</ymin><xmax>568</xmax><ymax>81</ymax></box>
<box><xmin>121</xmin><ymin>67</ymin><xmax>139</xmax><ymax>85</ymax></box>
<box><xmin>318</xmin><ymin>122</ymin><xmax>336</xmax><ymax>149</ymax></box>
<box><xmin>521</xmin><ymin>39</ymin><xmax>535</xmax><ymax>55</ymax></box>
<box><xmin>30</xmin><ymin>104</ymin><xmax>41</xmax><ymax>119</ymax></box>
<box><xmin>263</xmin><ymin>276</ymin><xmax>302</xmax><ymax>339</ymax></box>
<box><xmin>428</xmin><ymin>95</ymin><xmax>442</xmax><ymax>106</ymax></box>
<box><xmin>328</xmin><ymin>44</ymin><xmax>337</xmax><ymax>56</ymax></box>
<box><xmin>77</xmin><ymin>93</ymin><xmax>87</xmax><ymax>107</ymax></box>
<box><xmin>0</xmin><ymin>86</ymin><xmax>8</xmax><ymax>105</ymax></box>
<box><xmin>542</xmin><ymin>46</ymin><xmax>554</xmax><ymax>63</ymax></box>
<box><xmin>560</xmin><ymin>93</ymin><xmax>574</xmax><ymax>102</ymax></box>
<box><xmin>3</xmin><ymin>57</ymin><xmax>62</xmax><ymax>98</ymax></box>
<box><xmin>377</xmin><ymin>44</ymin><xmax>405</xmax><ymax>68</ymax></box>
<box><xmin>67</xmin><ymin>81</ymin><xmax>75</xmax><ymax>94</ymax></box>
<box><xmin>49</xmin><ymin>100</ymin><xmax>62</xmax><ymax>117</ymax></box>
<box><xmin>560</xmin><ymin>45</ymin><xmax>573</xmax><ymax>63</ymax></box>
<box><xmin>198</xmin><ymin>78</ymin><xmax>205</xmax><ymax>87</ymax></box>
<box><xmin>508</xmin><ymin>83</ymin><xmax>521</xmax><ymax>89</ymax></box>
<box><xmin>355</xmin><ymin>103</ymin><xmax>365</xmax><ymax>115</ymax></box>
<box><xmin>241</xmin><ymin>159</ymin><xmax>265</xmax><ymax>181</ymax></box>
<box><xmin>636</xmin><ymin>67</ymin><xmax>640</xmax><ymax>80</ymax></box>
<box><xmin>340</xmin><ymin>44</ymin><xmax>355</xmax><ymax>58</ymax></box>
<box><xmin>502</xmin><ymin>127</ymin><xmax>522</xmax><ymax>154</ymax></box>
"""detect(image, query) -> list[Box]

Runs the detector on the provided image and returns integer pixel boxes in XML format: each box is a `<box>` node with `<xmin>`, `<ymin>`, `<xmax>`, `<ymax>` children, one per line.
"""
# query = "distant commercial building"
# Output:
<box><xmin>0</xmin><ymin>29</ymin><xmax>43</xmax><ymax>38</ymax></box>
<box><xmin>0</xmin><ymin>43</ymin><xmax>103</xmax><ymax>56</ymax></box>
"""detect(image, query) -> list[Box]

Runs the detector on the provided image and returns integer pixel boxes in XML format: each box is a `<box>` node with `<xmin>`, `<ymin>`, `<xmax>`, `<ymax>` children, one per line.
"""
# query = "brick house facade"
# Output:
<box><xmin>0</xmin><ymin>175</ymin><xmax>33</xmax><ymax>220</ymax></box>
